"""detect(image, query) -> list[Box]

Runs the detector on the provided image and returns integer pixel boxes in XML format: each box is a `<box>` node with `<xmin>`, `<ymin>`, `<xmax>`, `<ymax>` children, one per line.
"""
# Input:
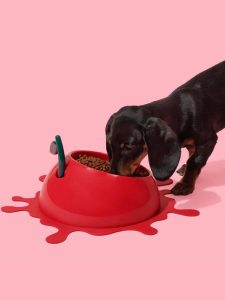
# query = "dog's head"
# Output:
<box><xmin>105</xmin><ymin>107</ymin><xmax>181</xmax><ymax>180</ymax></box>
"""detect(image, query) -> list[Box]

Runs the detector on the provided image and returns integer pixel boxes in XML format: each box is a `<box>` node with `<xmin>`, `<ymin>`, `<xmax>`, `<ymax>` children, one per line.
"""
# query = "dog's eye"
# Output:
<box><xmin>121</xmin><ymin>143</ymin><xmax>136</xmax><ymax>151</ymax></box>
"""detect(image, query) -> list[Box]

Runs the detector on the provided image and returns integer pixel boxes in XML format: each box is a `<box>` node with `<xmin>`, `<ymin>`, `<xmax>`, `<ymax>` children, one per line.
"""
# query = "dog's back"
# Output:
<box><xmin>175</xmin><ymin>61</ymin><xmax>225</xmax><ymax>133</ymax></box>
<box><xmin>140</xmin><ymin>62</ymin><xmax>225</xmax><ymax>138</ymax></box>
<box><xmin>173</xmin><ymin>60</ymin><xmax>225</xmax><ymax>94</ymax></box>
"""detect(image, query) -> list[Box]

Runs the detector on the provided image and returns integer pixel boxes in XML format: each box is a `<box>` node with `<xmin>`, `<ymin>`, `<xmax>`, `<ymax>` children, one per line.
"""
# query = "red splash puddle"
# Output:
<box><xmin>1</xmin><ymin>176</ymin><xmax>199</xmax><ymax>244</ymax></box>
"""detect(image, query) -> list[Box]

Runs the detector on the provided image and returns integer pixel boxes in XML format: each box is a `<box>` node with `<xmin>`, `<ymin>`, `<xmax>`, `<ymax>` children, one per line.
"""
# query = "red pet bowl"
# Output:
<box><xmin>39</xmin><ymin>150</ymin><xmax>160</xmax><ymax>228</ymax></box>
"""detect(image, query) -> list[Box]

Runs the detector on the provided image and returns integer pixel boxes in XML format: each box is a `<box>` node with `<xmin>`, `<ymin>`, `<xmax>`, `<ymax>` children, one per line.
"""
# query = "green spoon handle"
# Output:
<box><xmin>55</xmin><ymin>135</ymin><xmax>66</xmax><ymax>178</ymax></box>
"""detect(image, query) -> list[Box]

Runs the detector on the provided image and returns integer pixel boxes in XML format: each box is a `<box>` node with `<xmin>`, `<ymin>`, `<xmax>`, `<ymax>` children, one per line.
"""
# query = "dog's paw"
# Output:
<box><xmin>176</xmin><ymin>164</ymin><xmax>187</xmax><ymax>176</ymax></box>
<box><xmin>171</xmin><ymin>182</ymin><xmax>194</xmax><ymax>195</ymax></box>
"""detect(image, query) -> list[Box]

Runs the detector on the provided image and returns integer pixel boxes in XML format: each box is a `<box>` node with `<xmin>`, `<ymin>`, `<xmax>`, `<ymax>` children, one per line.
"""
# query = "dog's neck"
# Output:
<box><xmin>141</xmin><ymin>98</ymin><xmax>178</xmax><ymax>132</ymax></box>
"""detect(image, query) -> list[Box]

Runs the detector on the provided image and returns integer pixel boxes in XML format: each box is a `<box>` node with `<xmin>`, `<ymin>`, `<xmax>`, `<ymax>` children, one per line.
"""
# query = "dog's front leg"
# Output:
<box><xmin>177</xmin><ymin>141</ymin><xmax>196</xmax><ymax>176</ymax></box>
<box><xmin>171</xmin><ymin>137</ymin><xmax>217</xmax><ymax>195</ymax></box>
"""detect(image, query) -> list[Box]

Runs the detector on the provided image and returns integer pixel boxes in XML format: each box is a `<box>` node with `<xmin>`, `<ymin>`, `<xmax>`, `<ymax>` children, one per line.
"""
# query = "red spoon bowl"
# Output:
<box><xmin>39</xmin><ymin>150</ymin><xmax>160</xmax><ymax>228</ymax></box>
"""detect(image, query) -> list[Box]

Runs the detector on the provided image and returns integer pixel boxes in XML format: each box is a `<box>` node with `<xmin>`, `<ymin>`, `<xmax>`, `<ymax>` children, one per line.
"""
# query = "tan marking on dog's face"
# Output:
<box><xmin>181</xmin><ymin>138</ymin><xmax>195</xmax><ymax>157</ymax></box>
<box><xmin>181</xmin><ymin>138</ymin><xmax>194</xmax><ymax>147</ymax></box>
<box><xmin>118</xmin><ymin>144</ymin><xmax>148</xmax><ymax>176</ymax></box>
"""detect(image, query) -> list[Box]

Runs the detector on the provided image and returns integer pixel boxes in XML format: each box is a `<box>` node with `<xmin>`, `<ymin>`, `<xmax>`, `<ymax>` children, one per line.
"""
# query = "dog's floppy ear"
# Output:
<box><xmin>143</xmin><ymin>117</ymin><xmax>181</xmax><ymax>180</ymax></box>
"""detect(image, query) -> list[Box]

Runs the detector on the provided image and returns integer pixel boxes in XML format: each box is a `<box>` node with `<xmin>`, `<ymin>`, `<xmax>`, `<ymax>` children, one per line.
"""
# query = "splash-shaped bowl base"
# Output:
<box><xmin>1</xmin><ymin>176</ymin><xmax>199</xmax><ymax>244</ymax></box>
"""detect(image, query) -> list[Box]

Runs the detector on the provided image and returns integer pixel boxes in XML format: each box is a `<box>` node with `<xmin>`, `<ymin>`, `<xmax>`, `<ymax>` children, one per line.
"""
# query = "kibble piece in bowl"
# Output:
<box><xmin>76</xmin><ymin>154</ymin><xmax>110</xmax><ymax>172</ymax></box>
<box><xmin>75</xmin><ymin>154</ymin><xmax>149</xmax><ymax>177</ymax></box>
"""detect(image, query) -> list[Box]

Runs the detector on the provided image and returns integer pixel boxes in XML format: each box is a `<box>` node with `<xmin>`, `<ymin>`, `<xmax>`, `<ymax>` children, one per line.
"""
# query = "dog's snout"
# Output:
<box><xmin>109</xmin><ymin>167</ymin><xmax>118</xmax><ymax>175</ymax></box>
<box><xmin>109</xmin><ymin>161</ymin><xmax>137</xmax><ymax>176</ymax></box>
<box><xmin>109</xmin><ymin>160</ymin><xmax>131</xmax><ymax>176</ymax></box>
<box><xmin>109</xmin><ymin>162</ymin><xmax>119</xmax><ymax>175</ymax></box>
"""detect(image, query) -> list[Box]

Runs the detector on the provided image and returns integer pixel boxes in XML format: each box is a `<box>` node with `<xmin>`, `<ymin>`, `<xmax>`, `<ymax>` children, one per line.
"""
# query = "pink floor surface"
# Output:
<box><xmin>1</xmin><ymin>1</ymin><xmax>225</xmax><ymax>299</ymax></box>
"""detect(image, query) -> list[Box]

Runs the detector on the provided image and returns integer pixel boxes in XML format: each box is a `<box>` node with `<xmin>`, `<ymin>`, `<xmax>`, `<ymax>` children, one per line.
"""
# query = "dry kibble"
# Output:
<box><xmin>75</xmin><ymin>154</ymin><xmax>149</xmax><ymax>177</ymax></box>
<box><xmin>76</xmin><ymin>155</ymin><xmax>110</xmax><ymax>172</ymax></box>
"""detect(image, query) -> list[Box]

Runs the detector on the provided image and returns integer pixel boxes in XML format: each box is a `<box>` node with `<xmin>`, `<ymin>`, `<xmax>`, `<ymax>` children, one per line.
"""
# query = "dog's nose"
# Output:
<box><xmin>109</xmin><ymin>165</ymin><xmax>118</xmax><ymax>175</ymax></box>
<box><xmin>109</xmin><ymin>160</ymin><xmax>119</xmax><ymax>175</ymax></box>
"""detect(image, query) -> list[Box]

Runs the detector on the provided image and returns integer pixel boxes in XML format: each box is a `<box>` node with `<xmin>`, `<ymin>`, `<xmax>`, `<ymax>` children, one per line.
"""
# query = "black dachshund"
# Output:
<box><xmin>105</xmin><ymin>61</ymin><xmax>225</xmax><ymax>195</ymax></box>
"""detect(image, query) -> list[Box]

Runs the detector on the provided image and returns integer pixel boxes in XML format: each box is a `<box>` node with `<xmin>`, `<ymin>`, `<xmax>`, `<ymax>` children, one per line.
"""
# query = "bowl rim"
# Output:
<box><xmin>68</xmin><ymin>150</ymin><xmax>152</xmax><ymax>179</ymax></box>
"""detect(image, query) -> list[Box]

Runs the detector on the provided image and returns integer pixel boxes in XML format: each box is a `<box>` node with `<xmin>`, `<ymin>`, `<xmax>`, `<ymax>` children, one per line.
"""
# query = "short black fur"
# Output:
<box><xmin>105</xmin><ymin>61</ymin><xmax>225</xmax><ymax>195</ymax></box>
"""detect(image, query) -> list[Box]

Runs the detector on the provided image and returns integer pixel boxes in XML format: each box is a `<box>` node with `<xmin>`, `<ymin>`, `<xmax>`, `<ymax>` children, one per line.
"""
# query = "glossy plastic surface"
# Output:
<box><xmin>39</xmin><ymin>150</ymin><xmax>161</xmax><ymax>228</ymax></box>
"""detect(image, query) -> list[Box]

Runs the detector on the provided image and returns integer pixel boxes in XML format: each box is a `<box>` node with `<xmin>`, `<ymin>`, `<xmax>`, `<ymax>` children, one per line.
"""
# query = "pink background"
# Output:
<box><xmin>1</xmin><ymin>1</ymin><xmax>225</xmax><ymax>299</ymax></box>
